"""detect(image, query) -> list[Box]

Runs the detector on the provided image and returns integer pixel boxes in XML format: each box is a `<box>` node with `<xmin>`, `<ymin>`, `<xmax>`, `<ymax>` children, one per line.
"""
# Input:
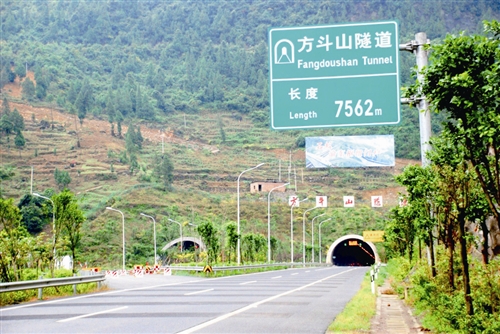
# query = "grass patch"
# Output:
<box><xmin>327</xmin><ymin>271</ymin><xmax>377</xmax><ymax>333</ymax></box>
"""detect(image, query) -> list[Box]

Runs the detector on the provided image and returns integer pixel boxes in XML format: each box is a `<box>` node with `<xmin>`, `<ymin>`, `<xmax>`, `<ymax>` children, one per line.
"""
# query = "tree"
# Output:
<box><xmin>413</xmin><ymin>20</ymin><xmax>500</xmax><ymax>317</ymax></box>
<box><xmin>0</xmin><ymin>198</ymin><xmax>30</xmax><ymax>281</ymax></box>
<box><xmin>18</xmin><ymin>194</ymin><xmax>47</xmax><ymax>234</ymax></box>
<box><xmin>226</xmin><ymin>223</ymin><xmax>238</xmax><ymax>263</ymax></box>
<box><xmin>197</xmin><ymin>221</ymin><xmax>219</xmax><ymax>266</ymax></box>
<box><xmin>425</xmin><ymin>130</ymin><xmax>490</xmax><ymax>315</ymax></box>
<box><xmin>14</xmin><ymin>63</ymin><xmax>26</xmax><ymax>78</ymax></box>
<box><xmin>53</xmin><ymin>190</ymin><xmax>86</xmax><ymax>274</ymax></box>
<box><xmin>74</xmin><ymin>79</ymin><xmax>93</xmax><ymax>126</ymax></box>
<box><xmin>420</xmin><ymin>20</ymin><xmax>500</xmax><ymax>231</ymax></box>
<box><xmin>2</xmin><ymin>97</ymin><xmax>10</xmax><ymax>116</ymax></box>
<box><xmin>153</xmin><ymin>153</ymin><xmax>174</xmax><ymax>191</ymax></box>
<box><xmin>125</xmin><ymin>124</ymin><xmax>138</xmax><ymax>154</ymax></box>
<box><xmin>0</xmin><ymin>114</ymin><xmax>14</xmax><ymax>137</ymax></box>
<box><xmin>385</xmin><ymin>204</ymin><xmax>418</xmax><ymax>261</ymax></box>
<box><xmin>54</xmin><ymin>168</ymin><xmax>71</xmax><ymax>190</ymax></box>
<box><xmin>21</xmin><ymin>77</ymin><xmax>35</xmax><ymax>101</ymax></box>
<box><xmin>115</xmin><ymin>110</ymin><xmax>124</xmax><ymax>137</ymax></box>
<box><xmin>395</xmin><ymin>165</ymin><xmax>438</xmax><ymax>277</ymax></box>
<box><xmin>10</xmin><ymin>108</ymin><xmax>25</xmax><ymax>133</ymax></box>
<box><xmin>14</xmin><ymin>130</ymin><xmax>25</xmax><ymax>157</ymax></box>
<box><xmin>136</xmin><ymin>126</ymin><xmax>144</xmax><ymax>148</ymax></box>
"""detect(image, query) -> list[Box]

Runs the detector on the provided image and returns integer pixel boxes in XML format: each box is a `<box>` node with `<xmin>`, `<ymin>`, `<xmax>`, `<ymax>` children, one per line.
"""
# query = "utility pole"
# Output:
<box><xmin>400</xmin><ymin>32</ymin><xmax>431</xmax><ymax>166</ymax></box>
<box><xmin>400</xmin><ymin>32</ymin><xmax>434</xmax><ymax>270</ymax></box>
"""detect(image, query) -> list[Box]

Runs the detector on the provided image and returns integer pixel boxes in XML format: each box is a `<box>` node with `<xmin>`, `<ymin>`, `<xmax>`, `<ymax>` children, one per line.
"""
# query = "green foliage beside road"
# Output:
<box><xmin>384</xmin><ymin>21</ymin><xmax>500</xmax><ymax>333</ymax></box>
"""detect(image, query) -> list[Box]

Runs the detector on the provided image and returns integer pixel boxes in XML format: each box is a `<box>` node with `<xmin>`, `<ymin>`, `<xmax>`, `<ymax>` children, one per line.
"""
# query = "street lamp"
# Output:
<box><xmin>106</xmin><ymin>207</ymin><xmax>125</xmax><ymax>272</ymax></box>
<box><xmin>290</xmin><ymin>197</ymin><xmax>308</xmax><ymax>263</ymax></box>
<box><xmin>267</xmin><ymin>183</ymin><xmax>289</xmax><ymax>262</ymax></box>
<box><xmin>140</xmin><ymin>213</ymin><xmax>157</xmax><ymax>265</ymax></box>
<box><xmin>237</xmin><ymin>163</ymin><xmax>265</xmax><ymax>265</ymax></box>
<box><xmin>318</xmin><ymin>218</ymin><xmax>332</xmax><ymax>264</ymax></box>
<box><xmin>32</xmin><ymin>193</ymin><xmax>56</xmax><ymax>260</ymax></box>
<box><xmin>311</xmin><ymin>213</ymin><xmax>326</xmax><ymax>263</ymax></box>
<box><xmin>168</xmin><ymin>218</ymin><xmax>183</xmax><ymax>252</ymax></box>
<box><xmin>302</xmin><ymin>206</ymin><xmax>319</xmax><ymax>264</ymax></box>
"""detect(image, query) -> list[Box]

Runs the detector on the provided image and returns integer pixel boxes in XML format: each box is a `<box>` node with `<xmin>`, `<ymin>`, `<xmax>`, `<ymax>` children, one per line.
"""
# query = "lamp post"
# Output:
<box><xmin>302</xmin><ymin>206</ymin><xmax>319</xmax><ymax>264</ymax></box>
<box><xmin>168</xmin><ymin>218</ymin><xmax>183</xmax><ymax>252</ymax></box>
<box><xmin>32</xmin><ymin>193</ymin><xmax>56</xmax><ymax>260</ymax></box>
<box><xmin>318</xmin><ymin>218</ymin><xmax>332</xmax><ymax>264</ymax></box>
<box><xmin>237</xmin><ymin>163</ymin><xmax>265</xmax><ymax>265</ymax></box>
<box><xmin>267</xmin><ymin>183</ymin><xmax>289</xmax><ymax>262</ymax></box>
<box><xmin>106</xmin><ymin>207</ymin><xmax>125</xmax><ymax>272</ymax></box>
<box><xmin>311</xmin><ymin>213</ymin><xmax>326</xmax><ymax>263</ymax></box>
<box><xmin>140</xmin><ymin>213</ymin><xmax>157</xmax><ymax>265</ymax></box>
<box><xmin>290</xmin><ymin>198</ymin><xmax>308</xmax><ymax>263</ymax></box>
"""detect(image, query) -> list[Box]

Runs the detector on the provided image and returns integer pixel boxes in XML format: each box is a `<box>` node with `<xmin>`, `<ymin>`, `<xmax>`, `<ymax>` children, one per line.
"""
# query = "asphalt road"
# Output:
<box><xmin>1</xmin><ymin>266</ymin><xmax>369</xmax><ymax>334</ymax></box>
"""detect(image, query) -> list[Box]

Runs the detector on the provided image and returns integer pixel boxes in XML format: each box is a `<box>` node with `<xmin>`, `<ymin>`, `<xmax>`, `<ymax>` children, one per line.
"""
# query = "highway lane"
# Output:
<box><xmin>1</xmin><ymin>266</ymin><xmax>369</xmax><ymax>333</ymax></box>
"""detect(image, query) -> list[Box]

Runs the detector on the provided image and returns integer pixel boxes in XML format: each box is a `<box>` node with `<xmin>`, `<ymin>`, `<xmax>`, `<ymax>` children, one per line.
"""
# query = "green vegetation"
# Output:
<box><xmin>383</xmin><ymin>22</ymin><xmax>500</xmax><ymax>333</ymax></box>
<box><xmin>2</xmin><ymin>1</ymin><xmax>494</xmax><ymax>161</ymax></box>
<box><xmin>327</xmin><ymin>269</ymin><xmax>381</xmax><ymax>333</ymax></box>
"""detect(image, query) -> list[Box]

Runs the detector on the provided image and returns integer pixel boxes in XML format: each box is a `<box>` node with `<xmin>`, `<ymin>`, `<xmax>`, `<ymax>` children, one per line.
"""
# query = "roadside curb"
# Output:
<box><xmin>370</xmin><ymin>280</ymin><xmax>427</xmax><ymax>333</ymax></box>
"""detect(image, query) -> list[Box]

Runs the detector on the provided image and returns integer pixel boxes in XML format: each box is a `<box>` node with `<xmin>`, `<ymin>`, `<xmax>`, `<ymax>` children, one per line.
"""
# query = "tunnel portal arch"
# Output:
<box><xmin>161</xmin><ymin>237</ymin><xmax>206</xmax><ymax>252</ymax></box>
<box><xmin>326</xmin><ymin>234</ymin><xmax>379</xmax><ymax>266</ymax></box>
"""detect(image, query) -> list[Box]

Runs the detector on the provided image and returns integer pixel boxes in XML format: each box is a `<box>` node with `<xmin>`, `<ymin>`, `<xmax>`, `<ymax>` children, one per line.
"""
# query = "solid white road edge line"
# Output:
<box><xmin>57</xmin><ymin>306</ymin><xmax>128</xmax><ymax>323</ymax></box>
<box><xmin>185</xmin><ymin>288</ymin><xmax>214</xmax><ymax>296</ymax></box>
<box><xmin>177</xmin><ymin>268</ymin><xmax>358</xmax><ymax>334</ymax></box>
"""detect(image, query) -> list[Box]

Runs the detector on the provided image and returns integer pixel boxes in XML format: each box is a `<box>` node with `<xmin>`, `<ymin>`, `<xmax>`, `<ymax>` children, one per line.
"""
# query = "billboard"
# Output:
<box><xmin>305</xmin><ymin>135</ymin><xmax>395</xmax><ymax>168</ymax></box>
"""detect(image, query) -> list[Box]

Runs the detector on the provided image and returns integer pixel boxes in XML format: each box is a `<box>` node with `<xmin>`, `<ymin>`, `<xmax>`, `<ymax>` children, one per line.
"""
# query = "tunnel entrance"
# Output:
<box><xmin>326</xmin><ymin>234</ymin><xmax>377</xmax><ymax>267</ymax></box>
<box><xmin>161</xmin><ymin>237</ymin><xmax>206</xmax><ymax>252</ymax></box>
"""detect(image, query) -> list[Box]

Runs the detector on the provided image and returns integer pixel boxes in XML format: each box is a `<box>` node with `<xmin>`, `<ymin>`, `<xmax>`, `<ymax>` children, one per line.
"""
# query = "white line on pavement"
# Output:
<box><xmin>1</xmin><ymin>267</ymin><xmax>316</xmax><ymax>312</ymax></box>
<box><xmin>185</xmin><ymin>288</ymin><xmax>214</xmax><ymax>296</ymax></box>
<box><xmin>178</xmin><ymin>268</ymin><xmax>358</xmax><ymax>334</ymax></box>
<box><xmin>57</xmin><ymin>306</ymin><xmax>128</xmax><ymax>323</ymax></box>
<box><xmin>271</xmin><ymin>276</ymin><xmax>282</xmax><ymax>279</ymax></box>
<box><xmin>239</xmin><ymin>281</ymin><xmax>257</xmax><ymax>285</ymax></box>
<box><xmin>291</xmin><ymin>273</ymin><xmax>299</xmax><ymax>276</ymax></box>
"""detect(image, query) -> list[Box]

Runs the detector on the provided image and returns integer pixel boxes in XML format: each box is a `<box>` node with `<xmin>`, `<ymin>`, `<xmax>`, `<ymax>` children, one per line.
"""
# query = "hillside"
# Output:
<box><xmin>2</xmin><ymin>75</ymin><xmax>408</xmax><ymax>203</ymax></box>
<box><xmin>1</xmin><ymin>71</ymin><xmax>413</xmax><ymax>266</ymax></box>
<box><xmin>7</xmin><ymin>0</ymin><xmax>498</xmax><ymax>266</ymax></box>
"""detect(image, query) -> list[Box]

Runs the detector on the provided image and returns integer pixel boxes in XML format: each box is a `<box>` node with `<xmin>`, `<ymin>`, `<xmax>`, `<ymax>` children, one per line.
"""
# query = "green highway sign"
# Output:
<box><xmin>269</xmin><ymin>21</ymin><xmax>400</xmax><ymax>130</ymax></box>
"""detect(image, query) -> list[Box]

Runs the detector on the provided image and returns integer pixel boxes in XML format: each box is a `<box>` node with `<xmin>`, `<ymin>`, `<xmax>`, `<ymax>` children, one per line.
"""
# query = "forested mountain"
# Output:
<box><xmin>1</xmin><ymin>0</ymin><xmax>499</xmax><ymax>158</ymax></box>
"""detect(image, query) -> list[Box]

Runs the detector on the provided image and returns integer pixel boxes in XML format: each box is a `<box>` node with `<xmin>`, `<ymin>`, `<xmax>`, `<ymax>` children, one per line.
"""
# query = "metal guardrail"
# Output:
<box><xmin>167</xmin><ymin>262</ymin><xmax>327</xmax><ymax>272</ymax></box>
<box><xmin>1</xmin><ymin>264</ymin><xmax>327</xmax><ymax>294</ymax></box>
<box><xmin>0</xmin><ymin>274</ymin><xmax>106</xmax><ymax>296</ymax></box>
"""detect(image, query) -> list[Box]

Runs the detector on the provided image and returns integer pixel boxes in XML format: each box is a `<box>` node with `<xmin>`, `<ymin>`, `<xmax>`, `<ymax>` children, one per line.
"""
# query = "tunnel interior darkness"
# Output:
<box><xmin>331</xmin><ymin>238</ymin><xmax>375</xmax><ymax>266</ymax></box>
<box><xmin>181</xmin><ymin>240</ymin><xmax>197</xmax><ymax>251</ymax></box>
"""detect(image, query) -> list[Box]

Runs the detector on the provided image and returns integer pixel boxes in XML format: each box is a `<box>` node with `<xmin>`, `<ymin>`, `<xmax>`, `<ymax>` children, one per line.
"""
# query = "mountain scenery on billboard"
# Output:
<box><xmin>305</xmin><ymin>135</ymin><xmax>395</xmax><ymax>168</ymax></box>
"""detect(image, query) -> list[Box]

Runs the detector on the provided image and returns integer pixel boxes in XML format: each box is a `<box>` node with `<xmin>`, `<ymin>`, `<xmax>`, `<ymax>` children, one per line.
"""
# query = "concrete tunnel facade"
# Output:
<box><xmin>326</xmin><ymin>234</ymin><xmax>379</xmax><ymax>266</ymax></box>
<box><xmin>161</xmin><ymin>237</ymin><xmax>207</xmax><ymax>252</ymax></box>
